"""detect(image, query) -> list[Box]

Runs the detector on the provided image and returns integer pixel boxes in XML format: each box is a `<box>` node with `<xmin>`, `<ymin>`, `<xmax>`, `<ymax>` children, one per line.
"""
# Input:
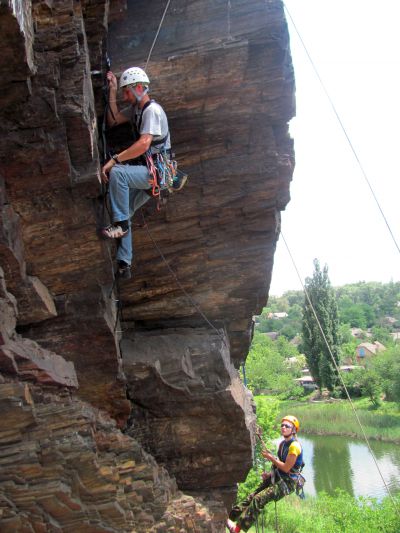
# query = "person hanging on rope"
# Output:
<box><xmin>99</xmin><ymin>66</ymin><xmax>173</xmax><ymax>279</ymax></box>
<box><xmin>226</xmin><ymin>415</ymin><xmax>305</xmax><ymax>533</ymax></box>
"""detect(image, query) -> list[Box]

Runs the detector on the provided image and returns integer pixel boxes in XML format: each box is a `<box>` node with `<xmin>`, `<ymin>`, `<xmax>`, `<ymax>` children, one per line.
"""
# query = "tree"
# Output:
<box><xmin>302</xmin><ymin>259</ymin><xmax>340</xmax><ymax>391</ymax></box>
<box><xmin>244</xmin><ymin>333</ymin><xmax>284</xmax><ymax>392</ymax></box>
<box><xmin>372</xmin><ymin>345</ymin><xmax>400</xmax><ymax>402</ymax></box>
<box><xmin>360</xmin><ymin>369</ymin><xmax>382</xmax><ymax>407</ymax></box>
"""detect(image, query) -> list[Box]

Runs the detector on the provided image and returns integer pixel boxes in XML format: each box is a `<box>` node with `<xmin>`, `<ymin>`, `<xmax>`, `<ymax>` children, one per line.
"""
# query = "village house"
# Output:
<box><xmin>382</xmin><ymin>316</ymin><xmax>397</xmax><ymax>327</ymax></box>
<box><xmin>350</xmin><ymin>327</ymin><xmax>372</xmax><ymax>338</ymax></box>
<box><xmin>295</xmin><ymin>375</ymin><xmax>317</xmax><ymax>390</ymax></box>
<box><xmin>339</xmin><ymin>365</ymin><xmax>362</xmax><ymax>372</ymax></box>
<box><xmin>263</xmin><ymin>331</ymin><xmax>279</xmax><ymax>341</ymax></box>
<box><xmin>267</xmin><ymin>312</ymin><xmax>288</xmax><ymax>319</ymax></box>
<box><xmin>355</xmin><ymin>341</ymin><xmax>386</xmax><ymax>362</ymax></box>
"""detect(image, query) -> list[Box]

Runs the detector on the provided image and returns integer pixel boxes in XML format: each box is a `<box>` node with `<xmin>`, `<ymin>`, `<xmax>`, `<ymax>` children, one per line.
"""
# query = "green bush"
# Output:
<box><xmin>237</xmin><ymin>396</ymin><xmax>280</xmax><ymax>501</ymax></box>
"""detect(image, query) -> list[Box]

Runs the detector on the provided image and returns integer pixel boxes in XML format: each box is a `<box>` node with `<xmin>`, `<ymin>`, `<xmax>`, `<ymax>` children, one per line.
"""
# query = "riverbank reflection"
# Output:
<box><xmin>298</xmin><ymin>434</ymin><xmax>400</xmax><ymax>499</ymax></box>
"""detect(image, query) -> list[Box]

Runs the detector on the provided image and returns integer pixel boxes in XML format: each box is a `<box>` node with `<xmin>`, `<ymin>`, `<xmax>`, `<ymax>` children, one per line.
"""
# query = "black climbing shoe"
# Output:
<box><xmin>115</xmin><ymin>261</ymin><xmax>131</xmax><ymax>280</ymax></box>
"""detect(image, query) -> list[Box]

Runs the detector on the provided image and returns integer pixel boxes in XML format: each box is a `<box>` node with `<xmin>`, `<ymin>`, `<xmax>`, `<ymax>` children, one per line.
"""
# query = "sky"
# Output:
<box><xmin>269</xmin><ymin>0</ymin><xmax>400</xmax><ymax>296</ymax></box>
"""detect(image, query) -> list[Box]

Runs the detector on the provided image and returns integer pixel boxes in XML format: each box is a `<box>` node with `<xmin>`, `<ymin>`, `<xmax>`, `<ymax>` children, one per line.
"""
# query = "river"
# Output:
<box><xmin>297</xmin><ymin>434</ymin><xmax>400</xmax><ymax>500</ymax></box>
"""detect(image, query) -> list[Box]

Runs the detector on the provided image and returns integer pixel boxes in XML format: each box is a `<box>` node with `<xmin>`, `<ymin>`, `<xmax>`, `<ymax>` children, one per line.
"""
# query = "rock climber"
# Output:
<box><xmin>226</xmin><ymin>415</ymin><xmax>304</xmax><ymax>533</ymax></box>
<box><xmin>100</xmin><ymin>66</ymin><xmax>171</xmax><ymax>279</ymax></box>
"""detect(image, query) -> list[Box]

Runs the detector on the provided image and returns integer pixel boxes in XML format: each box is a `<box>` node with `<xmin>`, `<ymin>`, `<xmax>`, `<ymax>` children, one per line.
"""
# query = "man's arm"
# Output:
<box><xmin>261</xmin><ymin>449</ymin><xmax>297</xmax><ymax>474</ymax></box>
<box><xmin>117</xmin><ymin>134</ymin><xmax>153</xmax><ymax>162</ymax></box>
<box><xmin>101</xmin><ymin>133</ymin><xmax>153</xmax><ymax>183</ymax></box>
<box><xmin>106</xmin><ymin>71</ymin><xmax>129</xmax><ymax>127</ymax></box>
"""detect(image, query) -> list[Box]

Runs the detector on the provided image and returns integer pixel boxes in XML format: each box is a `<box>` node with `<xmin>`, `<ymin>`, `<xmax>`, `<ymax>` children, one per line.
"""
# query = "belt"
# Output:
<box><xmin>152</xmin><ymin>149</ymin><xmax>172</xmax><ymax>159</ymax></box>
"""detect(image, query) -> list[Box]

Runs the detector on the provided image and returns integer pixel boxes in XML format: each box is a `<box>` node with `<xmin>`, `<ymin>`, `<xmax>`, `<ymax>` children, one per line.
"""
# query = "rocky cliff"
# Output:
<box><xmin>0</xmin><ymin>0</ymin><xmax>295</xmax><ymax>531</ymax></box>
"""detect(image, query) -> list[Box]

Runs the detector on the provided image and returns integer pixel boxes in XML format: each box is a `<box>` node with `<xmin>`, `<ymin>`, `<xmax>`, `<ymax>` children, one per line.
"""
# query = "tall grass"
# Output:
<box><xmin>245</xmin><ymin>491</ymin><xmax>399</xmax><ymax>533</ymax></box>
<box><xmin>277</xmin><ymin>399</ymin><xmax>400</xmax><ymax>442</ymax></box>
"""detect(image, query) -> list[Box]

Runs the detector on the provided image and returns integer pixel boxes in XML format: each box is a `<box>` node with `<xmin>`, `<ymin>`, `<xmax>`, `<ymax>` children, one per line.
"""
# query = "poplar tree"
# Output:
<box><xmin>302</xmin><ymin>259</ymin><xmax>340</xmax><ymax>391</ymax></box>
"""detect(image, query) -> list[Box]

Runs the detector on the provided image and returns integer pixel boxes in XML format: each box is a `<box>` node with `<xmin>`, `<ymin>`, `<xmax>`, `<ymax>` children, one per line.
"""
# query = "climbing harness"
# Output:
<box><xmin>134</xmin><ymin>98</ymin><xmax>184</xmax><ymax>204</ymax></box>
<box><xmin>98</xmin><ymin>0</ymin><xmax>189</xmax><ymax>339</ymax></box>
<box><xmin>253</xmin><ymin>426</ymin><xmax>306</xmax><ymax>532</ymax></box>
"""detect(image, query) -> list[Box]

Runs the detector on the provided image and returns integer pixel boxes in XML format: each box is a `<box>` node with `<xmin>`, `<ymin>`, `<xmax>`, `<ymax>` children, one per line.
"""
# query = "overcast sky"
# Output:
<box><xmin>269</xmin><ymin>0</ymin><xmax>400</xmax><ymax>296</ymax></box>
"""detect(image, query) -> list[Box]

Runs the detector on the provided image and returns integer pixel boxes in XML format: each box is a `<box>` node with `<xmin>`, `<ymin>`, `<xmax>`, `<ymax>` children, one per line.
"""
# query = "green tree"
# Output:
<box><xmin>302</xmin><ymin>259</ymin><xmax>340</xmax><ymax>391</ymax></box>
<box><xmin>359</xmin><ymin>369</ymin><xmax>382</xmax><ymax>407</ymax></box>
<box><xmin>370</xmin><ymin>325</ymin><xmax>392</xmax><ymax>345</ymax></box>
<box><xmin>372</xmin><ymin>344</ymin><xmax>400</xmax><ymax>401</ymax></box>
<box><xmin>244</xmin><ymin>332</ymin><xmax>304</xmax><ymax>398</ymax></box>
<box><xmin>244</xmin><ymin>333</ymin><xmax>284</xmax><ymax>392</ymax></box>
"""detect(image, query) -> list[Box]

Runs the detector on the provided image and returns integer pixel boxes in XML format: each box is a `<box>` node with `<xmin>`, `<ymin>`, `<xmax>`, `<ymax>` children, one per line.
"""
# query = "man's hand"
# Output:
<box><xmin>101</xmin><ymin>159</ymin><xmax>115</xmax><ymax>183</ymax></box>
<box><xmin>107</xmin><ymin>71</ymin><xmax>118</xmax><ymax>92</ymax></box>
<box><xmin>261</xmin><ymin>449</ymin><xmax>274</xmax><ymax>462</ymax></box>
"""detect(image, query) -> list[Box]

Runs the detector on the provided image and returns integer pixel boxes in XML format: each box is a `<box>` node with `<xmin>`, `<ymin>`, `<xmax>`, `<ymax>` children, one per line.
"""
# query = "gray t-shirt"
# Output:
<box><xmin>121</xmin><ymin>101</ymin><xmax>171</xmax><ymax>154</ymax></box>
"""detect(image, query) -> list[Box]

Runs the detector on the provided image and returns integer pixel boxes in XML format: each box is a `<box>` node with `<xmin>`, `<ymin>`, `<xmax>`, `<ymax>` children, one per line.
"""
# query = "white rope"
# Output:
<box><xmin>280</xmin><ymin>231</ymin><xmax>399</xmax><ymax>513</ymax></box>
<box><xmin>283</xmin><ymin>2</ymin><xmax>400</xmax><ymax>258</ymax></box>
<box><xmin>141</xmin><ymin>211</ymin><xmax>229</xmax><ymax>350</ymax></box>
<box><xmin>145</xmin><ymin>0</ymin><xmax>172</xmax><ymax>71</ymax></box>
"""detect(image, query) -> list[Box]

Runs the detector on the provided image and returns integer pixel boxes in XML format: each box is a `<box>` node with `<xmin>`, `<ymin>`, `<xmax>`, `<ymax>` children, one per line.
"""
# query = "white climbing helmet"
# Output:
<box><xmin>119</xmin><ymin>67</ymin><xmax>150</xmax><ymax>89</ymax></box>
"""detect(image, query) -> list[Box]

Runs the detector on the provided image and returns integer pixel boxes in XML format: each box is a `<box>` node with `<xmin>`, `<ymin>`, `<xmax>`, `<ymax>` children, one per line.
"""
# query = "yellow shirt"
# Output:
<box><xmin>288</xmin><ymin>441</ymin><xmax>301</xmax><ymax>457</ymax></box>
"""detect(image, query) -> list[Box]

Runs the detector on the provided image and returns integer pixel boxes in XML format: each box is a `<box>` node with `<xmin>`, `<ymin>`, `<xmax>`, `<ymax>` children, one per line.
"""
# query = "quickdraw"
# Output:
<box><xmin>145</xmin><ymin>151</ymin><xmax>161</xmax><ymax>199</ymax></box>
<box><xmin>154</xmin><ymin>151</ymin><xmax>177</xmax><ymax>191</ymax></box>
<box><xmin>145</xmin><ymin>149</ymin><xmax>179</xmax><ymax>209</ymax></box>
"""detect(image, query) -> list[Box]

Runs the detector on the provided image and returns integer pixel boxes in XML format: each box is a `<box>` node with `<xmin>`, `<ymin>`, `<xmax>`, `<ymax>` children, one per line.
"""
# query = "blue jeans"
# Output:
<box><xmin>108</xmin><ymin>164</ymin><xmax>151</xmax><ymax>265</ymax></box>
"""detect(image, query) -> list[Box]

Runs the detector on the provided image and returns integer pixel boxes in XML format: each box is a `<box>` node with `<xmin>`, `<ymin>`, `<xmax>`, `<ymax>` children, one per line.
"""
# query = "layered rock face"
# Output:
<box><xmin>0</xmin><ymin>0</ymin><xmax>294</xmax><ymax>531</ymax></box>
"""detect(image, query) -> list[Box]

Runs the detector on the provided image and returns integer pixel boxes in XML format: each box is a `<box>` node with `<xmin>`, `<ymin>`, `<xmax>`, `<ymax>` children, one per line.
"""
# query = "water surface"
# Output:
<box><xmin>298</xmin><ymin>434</ymin><xmax>400</xmax><ymax>499</ymax></box>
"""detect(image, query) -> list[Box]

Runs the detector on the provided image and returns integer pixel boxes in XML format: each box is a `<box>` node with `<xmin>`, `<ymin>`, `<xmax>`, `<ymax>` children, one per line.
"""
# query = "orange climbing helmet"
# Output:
<box><xmin>281</xmin><ymin>415</ymin><xmax>300</xmax><ymax>433</ymax></box>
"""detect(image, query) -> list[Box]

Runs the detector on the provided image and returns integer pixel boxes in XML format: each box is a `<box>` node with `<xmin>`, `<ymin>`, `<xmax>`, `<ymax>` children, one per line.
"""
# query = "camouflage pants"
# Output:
<box><xmin>229</xmin><ymin>472</ymin><xmax>295</xmax><ymax>532</ymax></box>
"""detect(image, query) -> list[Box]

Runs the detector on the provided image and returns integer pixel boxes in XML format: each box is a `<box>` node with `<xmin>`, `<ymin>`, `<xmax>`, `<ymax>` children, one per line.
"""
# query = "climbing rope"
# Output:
<box><xmin>145</xmin><ymin>0</ymin><xmax>172</xmax><ymax>71</ymax></box>
<box><xmin>281</xmin><ymin>231</ymin><xmax>400</xmax><ymax>514</ymax></box>
<box><xmin>101</xmin><ymin>0</ymin><xmax>174</xmax><ymax>324</ymax></box>
<box><xmin>141</xmin><ymin>210</ymin><xmax>229</xmax><ymax>350</ymax></box>
<box><xmin>283</xmin><ymin>2</ymin><xmax>400</xmax><ymax>258</ymax></box>
<box><xmin>109</xmin><ymin>274</ymin><xmax>125</xmax><ymax>334</ymax></box>
<box><xmin>276</xmin><ymin>5</ymin><xmax>400</xmax><ymax>513</ymax></box>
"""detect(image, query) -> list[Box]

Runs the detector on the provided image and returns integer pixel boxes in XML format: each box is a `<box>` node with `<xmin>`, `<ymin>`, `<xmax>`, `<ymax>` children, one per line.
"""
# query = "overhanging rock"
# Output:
<box><xmin>122</xmin><ymin>327</ymin><xmax>256</xmax><ymax>503</ymax></box>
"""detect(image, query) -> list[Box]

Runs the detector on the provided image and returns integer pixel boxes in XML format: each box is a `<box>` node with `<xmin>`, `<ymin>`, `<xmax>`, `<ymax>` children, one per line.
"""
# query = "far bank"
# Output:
<box><xmin>258</xmin><ymin>396</ymin><xmax>400</xmax><ymax>444</ymax></box>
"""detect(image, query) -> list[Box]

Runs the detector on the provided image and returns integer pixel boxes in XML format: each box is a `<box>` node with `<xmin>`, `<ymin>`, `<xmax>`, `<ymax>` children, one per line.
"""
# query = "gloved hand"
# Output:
<box><xmin>261</xmin><ymin>471</ymin><xmax>270</xmax><ymax>481</ymax></box>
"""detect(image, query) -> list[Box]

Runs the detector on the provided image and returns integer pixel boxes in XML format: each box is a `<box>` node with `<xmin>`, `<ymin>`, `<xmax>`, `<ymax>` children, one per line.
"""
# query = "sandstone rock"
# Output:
<box><xmin>0</xmin><ymin>0</ymin><xmax>295</xmax><ymax>528</ymax></box>
<box><xmin>0</xmin><ymin>177</ymin><xmax>57</xmax><ymax>326</ymax></box>
<box><xmin>122</xmin><ymin>326</ymin><xmax>256</xmax><ymax>506</ymax></box>
<box><xmin>0</xmin><ymin>338</ymin><xmax>78</xmax><ymax>388</ymax></box>
<box><xmin>0</xmin><ymin>380</ymin><xmax>225</xmax><ymax>532</ymax></box>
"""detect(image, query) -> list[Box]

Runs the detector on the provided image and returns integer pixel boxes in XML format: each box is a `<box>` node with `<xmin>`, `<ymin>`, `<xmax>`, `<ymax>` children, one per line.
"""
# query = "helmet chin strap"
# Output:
<box><xmin>130</xmin><ymin>86</ymin><xmax>149</xmax><ymax>102</ymax></box>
